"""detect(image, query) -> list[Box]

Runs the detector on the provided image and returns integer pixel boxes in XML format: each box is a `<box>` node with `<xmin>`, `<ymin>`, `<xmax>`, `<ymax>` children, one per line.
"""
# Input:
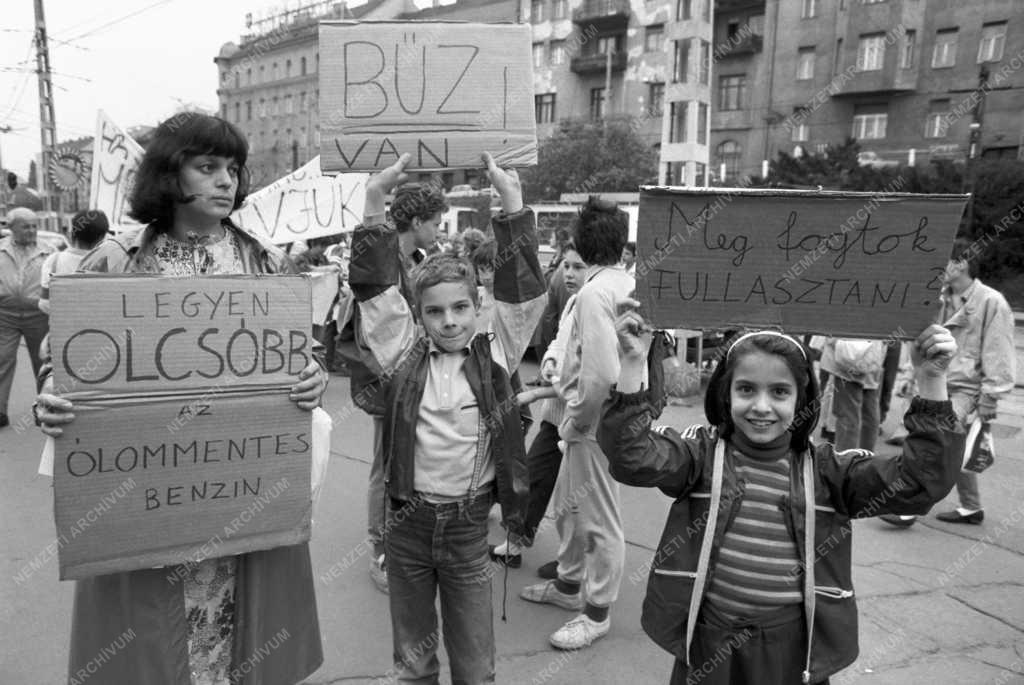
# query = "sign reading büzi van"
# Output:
<box><xmin>318</xmin><ymin>21</ymin><xmax>538</xmax><ymax>172</ymax></box>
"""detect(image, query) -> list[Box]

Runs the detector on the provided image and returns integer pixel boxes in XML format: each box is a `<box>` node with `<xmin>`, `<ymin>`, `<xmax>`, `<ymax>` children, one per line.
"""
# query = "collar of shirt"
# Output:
<box><xmin>0</xmin><ymin>238</ymin><xmax>47</xmax><ymax>260</ymax></box>
<box><xmin>427</xmin><ymin>337</ymin><xmax>475</xmax><ymax>356</ymax></box>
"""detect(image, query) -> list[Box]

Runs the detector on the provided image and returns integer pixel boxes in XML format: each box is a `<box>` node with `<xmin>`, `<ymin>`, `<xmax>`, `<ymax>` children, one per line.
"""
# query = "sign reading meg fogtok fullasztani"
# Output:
<box><xmin>635</xmin><ymin>187</ymin><xmax>969</xmax><ymax>338</ymax></box>
<box><xmin>318</xmin><ymin>21</ymin><xmax>538</xmax><ymax>172</ymax></box>
<box><xmin>48</xmin><ymin>275</ymin><xmax>313</xmax><ymax>580</ymax></box>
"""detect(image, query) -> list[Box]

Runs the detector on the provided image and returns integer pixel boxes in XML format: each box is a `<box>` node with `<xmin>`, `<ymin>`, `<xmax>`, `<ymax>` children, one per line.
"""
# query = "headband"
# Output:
<box><xmin>726</xmin><ymin>330</ymin><xmax>808</xmax><ymax>361</ymax></box>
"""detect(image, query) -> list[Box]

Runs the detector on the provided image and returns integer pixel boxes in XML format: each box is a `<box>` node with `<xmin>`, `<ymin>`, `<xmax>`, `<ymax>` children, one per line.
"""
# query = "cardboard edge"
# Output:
<box><xmin>638</xmin><ymin>185</ymin><xmax>972</xmax><ymax>201</ymax></box>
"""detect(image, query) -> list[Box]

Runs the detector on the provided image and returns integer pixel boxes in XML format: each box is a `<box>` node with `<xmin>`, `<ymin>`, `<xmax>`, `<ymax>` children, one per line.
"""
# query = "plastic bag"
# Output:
<box><xmin>311</xmin><ymin>407</ymin><xmax>333</xmax><ymax>502</ymax></box>
<box><xmin>962</xmin><ymin>418</ymin><xmax>995</xmax><ymax>474</ymax></box>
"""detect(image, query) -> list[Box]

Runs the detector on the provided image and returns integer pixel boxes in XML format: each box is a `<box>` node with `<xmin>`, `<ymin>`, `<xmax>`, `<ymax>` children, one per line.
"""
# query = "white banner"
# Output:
<box><xmin>89</xmin><ymin>110</ymin><xmax>145</xmax><ymax>229</ymax></box>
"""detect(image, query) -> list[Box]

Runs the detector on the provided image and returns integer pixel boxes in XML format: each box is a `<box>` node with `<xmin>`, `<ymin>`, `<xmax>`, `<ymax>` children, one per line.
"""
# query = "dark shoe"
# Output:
<box><xmin>879</xmin><ymin>514</ymin><xmax>917</xmax><ymax>527</ymax></box>
<box><xmin>0</xmin><ymin>413</ymin><xmax>8</xmax><ymax>429</ymax></box>
<box><xmin>489</xmin><ymin>545</ymin><xmax>522</xmax><ymax>568</ymax></box>
<box><xmin>537</xmin><ymin>560</ymin><xmax>558</xmax><ymax>580</ymax></box>
<box><xmin>936</xmin><ymin>509</ymin><xmax>984</xmax><ymax>525</ymax></box>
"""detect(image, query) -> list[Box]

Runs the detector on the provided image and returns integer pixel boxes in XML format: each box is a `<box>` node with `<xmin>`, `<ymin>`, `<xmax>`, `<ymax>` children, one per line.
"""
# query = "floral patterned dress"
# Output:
<box><xmin>153</xmin><ymin>229</ymin><xmax>244</xmax><ymax>685</ymax></box>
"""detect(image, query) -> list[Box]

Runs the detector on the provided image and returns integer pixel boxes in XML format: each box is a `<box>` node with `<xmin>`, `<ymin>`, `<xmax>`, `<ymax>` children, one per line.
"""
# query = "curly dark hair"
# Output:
<box><xmin>70</xmin><ymin>209</ymin><xmax>110</xmax><ymax>248</ymax></box>
<box><xmin>704</xmin><ymin>332</ymin><xmax>819</xmax><ymax>453</ymax></box>
<box><xmin>127</xmin><ymin>112</ymin><xmax>250</xmax><ymax>228</ymax></box>
<box><xmin>390</xmin><ymin>180</ymin><xmax>448</xmax><ymax>233</ymax></box>
<box><xmin>573</xmin><ymin>196</ymin><xmax>628</xmax><ymax>266</ymax></box>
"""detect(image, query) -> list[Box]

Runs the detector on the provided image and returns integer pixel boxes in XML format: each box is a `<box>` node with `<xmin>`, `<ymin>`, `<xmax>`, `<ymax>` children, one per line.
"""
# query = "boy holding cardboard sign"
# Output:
<box><xmin>348</xmin><ymin>152</ymin><xmax>546</xmax><ymax>682</ymax></box>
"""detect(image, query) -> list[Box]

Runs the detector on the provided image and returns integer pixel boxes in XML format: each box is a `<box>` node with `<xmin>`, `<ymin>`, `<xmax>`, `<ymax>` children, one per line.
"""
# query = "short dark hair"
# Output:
<box><xmin>390</xmin><ymin>181</ymin><xmax>448</xmax><ymax>233</ymax></box>
<box><xmin>949</xmin><ymin>237</ymin><xmax>980</xmax><ymax>278</ymax></box>
<box><xmin>704</xmin><ymin>332</ymin><xmax>819</xmax><ymax>453</ymax></box>
<box><xmin>128</xmin><ymin>112</ymin><xmax>250</xmax><ymax>228</ymax></box>
<box><xmin>70</xmin><ymin>209</ymin><xmax>110</xmax><ymax>248</ymax></box>
<box><xmin>410</xmin><ymin>253</ymin><xmax>480</xmax><ymax>309</ymax></box>
<box><xmin>471</xmin><ymin>239</ymin><xmax>497</xmax><ymax>272</ymax></box>
<box><xmin>573</xmin><ymin>197</ymin><xmax>628</xmax><ymax>266</ymax></box>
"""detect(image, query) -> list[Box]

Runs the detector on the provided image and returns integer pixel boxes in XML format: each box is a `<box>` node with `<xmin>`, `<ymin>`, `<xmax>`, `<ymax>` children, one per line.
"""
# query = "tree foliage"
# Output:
<box><xmin>520</xmin><ymin>117</ymin><xmax>659</xmax><ymax>202</ymax></box>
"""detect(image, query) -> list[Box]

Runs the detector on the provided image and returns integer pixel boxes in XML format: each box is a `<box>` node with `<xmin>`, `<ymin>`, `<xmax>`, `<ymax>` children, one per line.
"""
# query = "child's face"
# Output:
<box><xmin>477</xmin><ymin>266</ymin><xmax>494</xmax><ymax>291</ymax></box>
<box><xmin>420</xmin><ymin>281</ymin><xmax>479</xmax><ymax>352</ymax></box>
<box><xmin>621</xmin><ymin>247</ymin><xmax>636</xmax><ymax>268</ymax></box>
<box><xmin>729</xmin><ymin>350</ymin><xmax>798</xmax><ymax>444</ymax></box>
<box><xmin>562</xmin><ymin>249</ymin><xmax>588</xmax><ymax>294</ymax></box>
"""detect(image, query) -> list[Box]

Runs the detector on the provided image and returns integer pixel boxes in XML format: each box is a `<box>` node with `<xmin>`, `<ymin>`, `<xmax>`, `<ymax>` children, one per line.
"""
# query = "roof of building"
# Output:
<box><xmin>399</xmin><ymin>0</ymin><xmax>517</xmax><ymax>21</ymax></box>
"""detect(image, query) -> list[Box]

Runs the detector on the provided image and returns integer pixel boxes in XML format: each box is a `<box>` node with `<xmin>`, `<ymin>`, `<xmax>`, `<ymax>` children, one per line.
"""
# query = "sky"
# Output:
<box><xmin>1</xmin><ymin>0</ymin><xmax>427</xmax><ymax>178</ymax></box>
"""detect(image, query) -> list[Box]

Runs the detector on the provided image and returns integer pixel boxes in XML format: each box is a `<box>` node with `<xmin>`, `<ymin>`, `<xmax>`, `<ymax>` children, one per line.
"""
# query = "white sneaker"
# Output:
<box><xmin>550</xmin><ymin>614</ymin><xmax>610</xmax><ymax>650</ymax></box>
<box><xmin>491</xmin><ymin>540</ymin><xmax>523</xmax><ymax>557</ymax></box>
<box><xmin>519</xmin><ymin>580</ymin><xmax>583</xmax><ymax>611</ymax></box>
<box><xmin>370</xmin><ymin>553</ymin><xmax>389</xmax><ymax>594</ymax></box>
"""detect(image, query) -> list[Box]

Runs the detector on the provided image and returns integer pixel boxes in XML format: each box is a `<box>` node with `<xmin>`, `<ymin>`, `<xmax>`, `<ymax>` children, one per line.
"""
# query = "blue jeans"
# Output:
<box><xmin>832</xmin><ymin>377</ymin><xmax>879</xmax><ymax>452</ymax></box>
<box><xmin>385</xmin><ymin>489</ymin><xmax>495</xmax><ymax>684</ymax></box>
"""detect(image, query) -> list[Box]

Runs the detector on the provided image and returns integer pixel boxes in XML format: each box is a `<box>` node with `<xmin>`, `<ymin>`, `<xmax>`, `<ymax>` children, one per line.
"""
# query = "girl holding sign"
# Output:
<box><xmin>35</xmin><ymin>113</ymin><xmax>325</xmax><ymax>685</ymax></box>
<box><xmin>598</xmin><ymin>311</ymin><xmax>963</xmax><ymax>685</ymax></box>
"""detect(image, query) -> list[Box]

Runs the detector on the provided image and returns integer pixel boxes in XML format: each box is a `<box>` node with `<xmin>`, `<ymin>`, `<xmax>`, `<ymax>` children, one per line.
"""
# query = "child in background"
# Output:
<box><xmin>348</xmin><ymin>152</ymin><xmax>547</xmax><ymax>683</ymax></box>
<box><xmin>600</xmin><ymin>314</ymin><xmax>964</xmax><ymax>685</ymax></box>
<box><xmin>470</xmin><ymin>238</ymin><xmax>497</xmax><ymax>329</ymax></box>
<box><xmin>491</xmin><ymin>242</ymin><xmax>589</xmax><ymax>570</ymax></box>
<box><xmin>519</xmin><ymin>197</ymin><xmax>634</xmax><ymax>651</ymax></box>
<box><xmin>38</xmin><ymin>209</ymin><xmax>109</xmax><ymax>314</ymax></box>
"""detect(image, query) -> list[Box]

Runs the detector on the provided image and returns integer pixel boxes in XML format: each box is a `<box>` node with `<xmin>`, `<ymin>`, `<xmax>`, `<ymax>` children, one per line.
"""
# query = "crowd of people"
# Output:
<box><xmin>0</xmin><ymin>111</ymin><xmax>1015</xmax><ymax>684</ymax></box>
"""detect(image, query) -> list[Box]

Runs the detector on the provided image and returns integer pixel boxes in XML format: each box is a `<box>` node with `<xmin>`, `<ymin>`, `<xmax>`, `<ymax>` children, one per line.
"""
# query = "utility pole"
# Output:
<box><xmin>962</xmin><ymin>65</ymin><xmax>989</xmax><ymax>234</ymax></box>
<box><xmin>33</xmin><ymin>0</ymin><xmax>59</xmax><ymax>223</ymax></box>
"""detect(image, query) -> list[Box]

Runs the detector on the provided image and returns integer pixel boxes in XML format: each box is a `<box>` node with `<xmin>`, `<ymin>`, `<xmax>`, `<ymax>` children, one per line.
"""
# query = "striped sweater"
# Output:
<box><xmin>704</xmin><ymin>447</ymin><xmax>802</xmax><ymax>619</ymax></box>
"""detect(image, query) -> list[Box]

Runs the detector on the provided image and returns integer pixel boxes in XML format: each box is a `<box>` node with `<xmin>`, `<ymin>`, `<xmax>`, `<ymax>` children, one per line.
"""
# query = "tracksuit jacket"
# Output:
<box><xmin>598</xmin><ymin>388</ymin><xmax>964</xmax><ymax>683</ymax></box>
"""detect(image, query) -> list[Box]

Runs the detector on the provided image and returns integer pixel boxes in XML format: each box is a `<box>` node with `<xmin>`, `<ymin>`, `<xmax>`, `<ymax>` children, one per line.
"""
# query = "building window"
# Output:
<box><xmin>285</xmin><ymin>59</ymin><xmax>292</xmax><ymax>78</ymax></box>
<box><xmin>695</xmin><ymin>162</ymin><xmax>707</xmax><ymax>186</ymax></box>
<box><xmin>932</xmin><ymin>29</ymin><xmax>958</xmax><ymax>68</ymax></box>
<box><xmin>596</xmin><ymin>35</ymin><xmax>622</xmax><ymax>55</ymax></box>
<box><xmin>900</xmin><ymin>30</ymin><xmax>916</xmax><ymax>68</ymax></box>
<box><xmin>648</xmin><ymin>82</ymin><xmax>665</xmax><ymax>116</ymax></box>
<box><xmin>925</xmin><ymin>100</ymin><xmax>950</xmax><ymax>138</ymax></box>
<box><xmin>531</xmin><ymin>0</ymin><xmax>544</xmax><ymax>23</ymax></box>
<box><xmin>234</xmin><ymin>72</ymin><xmax>240</xmax><ymax>89</ymax></box>
<box><xmin>861</xmin><ymin>0</ymin><xmax>886</xmax><ymax>4</ymax></box>
<box><xmin>852</xmin><ymin>105</ymin><xmax>887</xmax><ymax>139</ymax></box>
<box><xmin>234</xmin><ymin>102</ymin><xmax>241</xmax><ymax>122</ymax></box>
<box><xmin>718</xmin><ymin>75</ymin><xmax>745</xmax><ymax>110</ymax></box>
<box><xmin>978</xmin><ymin>22</ymin><xmax>1007</xmax><ymax>63</ymax></box>
<box><xmin>673</xmin><ymin>39</ymin><xmax>689</xmax><ymax>82</ymax></box>
<box><xmin>716</xmin><ymin>140</ymin><xmax>741</xmax><ymax>182</ymax></box>
<box><xmin>665</xmin><ymin>161</ymin><xmax>684</xmax><ymax>185</ymax></box>
<box><xmin>790</xmin><ymin>107</ymin><xmax>811</xmax><ymax>141</ymax></box>
<box><xmin>285</xmin><ymin>94</ymin><xmax>294</xmax><ymax>114</ymax></box>
<box><xmin>300</xmin><ymin>91</ymin><xmax>307</xmax><ymax>111</ymax></box>
<box><xmin>701</xmin><ymin>0</ymin><xmax>709</xmax><ymax>22</ymax></box>
<box><xmin>259</xmin><ymin>98</ymin><xmax>266</xmax><ymax>118</ymax></box>
<box><xmin>301</xmin><ymin>57</ymin><xmax>307</xmax><ymax>76</ymax></box>
<box><xmin>316</xmin><ymin>53</ymin><xmax>320</xmax><ymax>71</ymax></box>
<box><xmin>797</xmin><ymin>47</ymin><xmax>816</xmax><ymax>79</ymax></box>
<box><xmin>533</xmin><ymin>42</ymin><xmax>546</xmax><ymax>68</ymax></box>
<box><xmin>698</xmin><ymin>40</ymin><xmax>710</xmax><ymax>84</ymax></box>
<box><xmin>676</xmin><ymin>0</ymin><xmax>691</xmax><ymax>21</ymax></box>
<box><xmin>272</xmin><ymin>62</ymin><xmax>279</xmax><ymax>81</ymax></box>
<box><xmin>246</xmin><ymin>100</ymin><xmax>252</xmax><ymax>121</ymax></box>
<box><xmin>590</xmin><ymin>87</ymin><xmax>606</xmax><ymax>120</ymax></box>
<box><xmin>535</xmin><ymin>93</ymin><xmax>556</xmax><ymax>123</ymax></box>
<box><xmin>246</xmin><ymin>68</ymin><xmax>252</xmax><ymax>85</ymax></box>
<box><xmin>552</xmin><ymin>0</ymin><xmax>567</xmax><ymax>19</ymax></box>
<box><xmin>272</xmin><ymin>96</ymin><xmax>279</xmax><ymax>116</ymax></box>
<box><xmin>259</xmin><ymin>65</ymin><xmax>265</xmax><ymax>82</ymax></box>
<box><xmin>645</xmin><ymin>24</ymin><xmax>664</xmax><ymax>53</ymax></box>
<box><xmin>833</xmin><ymin>38</ymin><xmax>844</xmax><ymax>75</ymax></box>
<box><xmin>857</xmin><ymin>33</ymin><xmax>886</xmax><ymax>71</ymax></box>
<box><xmin>697</xmin><ymin>102</ymin><xmax>708</xmax><ymax>144</ymax></box>
<box><xmin>801</xmin><ymin>0</ymin><xmax>817</xmax><ymax>19</ymax></box>
<box><xmin>669</xmin><ymin>101</ymin><xmax>688</xmax><ymax>142</ymax></box>
<box><xmin>550</xmin><ymin>40</ymin><xmax>565</xmax><ymax>65</ymax></box>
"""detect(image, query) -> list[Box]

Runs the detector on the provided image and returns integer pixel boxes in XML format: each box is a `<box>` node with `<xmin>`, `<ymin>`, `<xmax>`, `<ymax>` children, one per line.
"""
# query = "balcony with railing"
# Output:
<box><xmin>715</xmin><ymin>32</ymin><xmax>763</xmax><ymax>59</ymax></box>
<box><xmin>572</xmin><ymin>0</ymin><xmax>630</xmax><ymax>31</ymax></box>
<box><xmin>832</xmin><ymin>67</ymin><xmax>917</xmax><ymax>97</ymax></box>
<box><xmin>570</xmin><ymin>50</ymin><xmax>628</xmax><ymax>75</ymax></box>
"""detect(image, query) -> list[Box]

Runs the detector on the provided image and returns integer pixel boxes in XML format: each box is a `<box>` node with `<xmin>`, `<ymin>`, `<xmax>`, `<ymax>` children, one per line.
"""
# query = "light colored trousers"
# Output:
<box><xmin>554</xmin><ymin>435</ymin><xmax>625</xmax><ymax>608</ymax></box>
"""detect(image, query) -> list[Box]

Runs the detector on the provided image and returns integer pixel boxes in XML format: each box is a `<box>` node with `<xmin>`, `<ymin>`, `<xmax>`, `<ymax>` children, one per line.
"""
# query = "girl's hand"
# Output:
<box><xmin>36</xmin><ymin>391</ymin><xmax>75</xmax><ymax>438</ymax></box>
<box><xmin>911</xmin><ymin>324</ymin><xmax>956</xmax><ymax>378</ymax></box>
<box><xmin>482</xmin><ymin>152</ymin><xmax>523</xmax><ymax>214</ymax></box>
<box><xmin>614</xmin><ymin>296</ymin><xmax>653</xmax><ymax>360</ymax></box>
<box><xmin>290</xmin><ymin>361</ymin><xmax>327</xmax><ymax>411</ymax></box>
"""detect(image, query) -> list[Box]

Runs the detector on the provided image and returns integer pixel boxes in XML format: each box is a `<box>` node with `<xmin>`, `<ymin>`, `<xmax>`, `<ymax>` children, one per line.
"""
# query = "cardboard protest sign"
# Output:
<box><xmin>53</xmin><ymin>392</ymin><xmax>311</xmax><ymax>580</ymax></box>
<box><xmin>233</xmin><ymin>156</ymin><xmax>369</xmax><ymax>243</ymax></box>
<box><xmin>49</xmin><ymin>275</ymin><xmax>313</xmax><ymax>397</ymax></box>
<box><xmin>48</xmin><ymin>275</ymin><xmax>313</xmax><ymax>579</ymax></box>
<box><xmin>635</xmin><ymin>187</ymin><xmax>968</xmax><ymax>337</ymax></box>
<box><xmin>318</xmin><ymin>21</ymin><xmax>538</xmax><ymax>172</ymax></box>
<box><xmin>89</xmin><ymin>110</ymin><xmax>145</xmax><ymax>229</ymax></box>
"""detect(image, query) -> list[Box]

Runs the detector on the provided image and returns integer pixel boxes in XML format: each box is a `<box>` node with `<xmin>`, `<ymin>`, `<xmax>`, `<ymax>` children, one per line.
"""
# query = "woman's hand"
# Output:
<box><xmin>482</xmin><ymin>152</ymin><xmax>523</xmax><ymax>214</ymax></box>
<box><xmin>36</xmin><ymin>387</ymin><xmax>75</xmax><ymax>438</ymax></box>
<box><xmin>290</xmin><ymin>361</ymin><xmax>327</xmax><ymax>411</ymax></box>
<box><xmin>614</xmin><ymin>296</ymin><xmax>654</xmax><ymax>361</ymax></box>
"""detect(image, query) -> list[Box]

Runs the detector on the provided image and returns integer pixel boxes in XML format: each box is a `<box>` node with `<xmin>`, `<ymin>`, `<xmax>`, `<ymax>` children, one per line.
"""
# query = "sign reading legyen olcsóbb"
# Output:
<box><xmin>318</xmin><ymin>21</ymin><xmax>538</xmax><ymax>172</ymax></box>
<box><xmin>634</xmin><ymin>187</ymin><xmax>968</xmax><ymax>337</ymax></box>
<box><xmin>48</xmin><ymin>275</ymin><xmax>313</xmax><ymax>579</ymax></box>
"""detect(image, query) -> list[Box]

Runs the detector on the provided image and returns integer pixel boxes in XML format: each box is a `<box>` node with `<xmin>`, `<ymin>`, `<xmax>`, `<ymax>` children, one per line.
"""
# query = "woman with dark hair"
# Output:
<box><xmin>34</xmin><ymin>112</ymin><xmax>325</xmax><ymax>685</ymax></box>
